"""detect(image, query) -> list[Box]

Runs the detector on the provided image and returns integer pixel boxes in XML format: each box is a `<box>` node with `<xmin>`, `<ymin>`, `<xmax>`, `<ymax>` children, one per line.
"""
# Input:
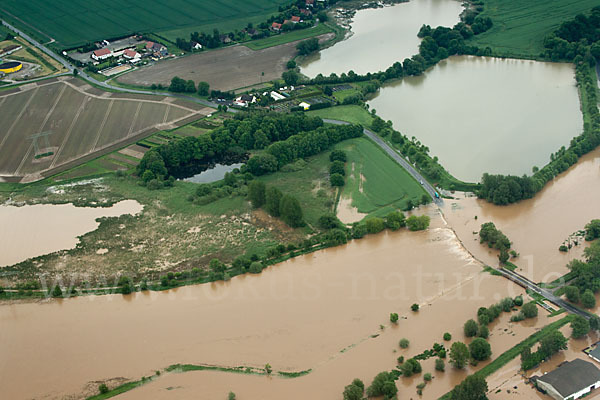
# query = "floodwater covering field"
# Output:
<box><xmin>443</xmin><ymin>147</ymin><xmax>600</xmax><ymax>283</ymax></box>
<box><xmin>1</xmin><ymin>214</ymin><xmax>541</xmax><ymax>400</ymax></box>
<box><xmin>300</xmin><ymin>0</ymin><xmax>463</xmax><ymax>77</ymax></box>
<box><xmin>0</xmin><ymin>200</ymin><xmax>142</xmax><ymax>266</ymax></box>
<box><xmin>369</xmin><ymin>56</ymin><xmax>582</xmax><ymax>182</ymax></box>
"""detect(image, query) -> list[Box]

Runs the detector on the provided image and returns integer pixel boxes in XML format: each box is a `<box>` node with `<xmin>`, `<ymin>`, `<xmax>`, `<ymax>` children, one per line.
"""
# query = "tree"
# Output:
<box><xmin>477</xmin><ymin>324</ymin><xmax>489</xmax><ymax>339</ymax></box>
<box><xmin>367</xmin><ymin>371</ymin><xmax>398</xmax><ymax>398</ymax></box>
<box><xmin>435</xmin><ymin>358</ymin><xmax>445</xmax><ymax>371</ymax></box>
<box><xmin>469</xmin><ymin>338</ymin><xmax>492</xmax><ymax>361</ymax></box>
<box><xmin>399</xmin><ymin>338</ymin><xmax>409</xmax><ymax>348</ymax></box>
<box><xmin>280</xmin><ymin>195</ymin><xmax>304</xmax><ymax>227</ymax></box>
<box><xmin>443</xmin><ymin>332</ymin><xmax>452</xmax><ymax>341</ymax></box>
<box><xmin>514</xmin><ymin>295</ymin><xmax>524</xmax><ymax>306</ymax></box>
<box><xmin>296</xmin><ymin>37</ymin><xmax>320</xmax><ymax>55</ymax></box>
<box><xmin>586</xmin><ymin>219</ymin><xmax>600</xmax><ymax>241</ymax></box>
<box><xmin>317</xmin><ymin>10</ymin><xmax>328</xmax><ymax>22</ymax></box>
<box><xmin>539</xmin><ymin>330</ymin><xmax>568</xmax><ymax>356</ymax></box>
<box><xmin>582</xmin><ymin>289</ymin><xmax>596</xmax><ymax>309</ymax></box>
<box><xmin>400</xmin><ymin>358</ymin><xmax>421</xmax><ymax>377</ymax></box>
<box><xmin>330</xmin><ymin>160</ymin><xmax>346</xmax><ymax>176</ymax></box>
<box><xmin>521</xmin><ymin>301</ymin><xmax>538</xmax><ymax>319</ymax></box>
<box><xmin>590</xmin><ymin>315</ymin><xmax>600</xmax><ymax>331</ymax></box>
<box><xmin>449</xmin><ymin>342</ymin><xmax>469</xmax><ymax>369</ymax></box>
<box><xmin>385</xmin><ymin>211</ymin><xmax>406</xmax><ymax>231</ymax></box>
<box><xmin>411</xmin><ymin>303</ymin><xmax>419</xmax><ymax>312</ymax></box>
<box><xmin>330</xmin><ymin>173</ymin><xmax>345</xmax><ymax>187</ymax></box>
<box><xmin>249</xmin><ymin>262</ymin><xmax>264</xmax><ymax>274</ymax></box>
<box><xmin>99</xmin><ymin>384</ymin><xmax>109</xmax><ymax>394</ymax></box>
<box><xmin>365</xmin><ymin>217</ymin><xmax>385</xmax><ymax>234</ymax></box>
<box><xmin>571</xmin><ymin>315</ymin><xmax>590</xmax><ymax>338</ymax></box>
<box><xmin>406</xmin><ymin>215</ymin><xmax>430</xmax><ymax>231</ymax></box>
<box><xmin>451</xmin><ymin>375</ymin><xmax>488</xmax><ymax>400</ymax></box>
<box><xmin>265</xmin><ymin>363</ymin><xmax>272</xmax><ymax>374</ymax></box>
<box><xmin>390</xmin><ymin>313</ymin><xmax>399</xmax><ymax>324</ymax></box>
<box><xmin>565</xmin><ymin>285</ymin><xmax>580</xmax><ymax>303</ymax></box>
<box><xmin>343</xmin><ymin>381</ymin><xmax>364</xmax><ymax>400</ymax></box>
<box><xmin>228</xmin><ymin>392</ymin><xmax>236</xmax><ymax>400</ymax></box>
<box><xmin>197</xmin><ymin>81</ymin><xmax>210</xmax><ymax>96</ymax></box>
<box><xmin>329</xmin><ymin>150</ymin><xmax>347</xmax><ymax>163</ymax></box>
<box><xmin>282</xmin><ymin>70</ymin><xmax>300</xmax><ymax>86</ymax></box>
<box><xmin>464</xmin><ymin>319</ymin><xmax>478</xmax><ymax>337</ymax></box>
<box><xmin>248</xmin><ymin>181</ymin><xmax>266</xmax><ymax>208</ymax></box>
<box><xmin>265</xmin><ymin>186</ymin><xmax>283</xmax><ymax>216</ymax></box>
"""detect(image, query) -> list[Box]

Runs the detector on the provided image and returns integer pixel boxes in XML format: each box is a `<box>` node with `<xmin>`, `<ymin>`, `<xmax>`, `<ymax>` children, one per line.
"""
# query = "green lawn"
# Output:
<box><xmin>0</xmin><ymin>0</ymin><xmax>290</xmax><ymax>48</ymax></box>
<box><xmin>337</xmin><ymin>137</ymin><xmax>427</xmax><ymax>216</ymax></box>
<box><xmin>307</xmin><ymin>105</ymin><xmax>374</xmax><ymax>126</ymax></box>
<box><xmin>244</xmin><ymin>24</ymin><xmax>333</xmax><ymax>51</ymax></box>
<box><xmin>468</xmin><ymin>0</ymin><xmax>599</xmax><ymax>57</ymax></box>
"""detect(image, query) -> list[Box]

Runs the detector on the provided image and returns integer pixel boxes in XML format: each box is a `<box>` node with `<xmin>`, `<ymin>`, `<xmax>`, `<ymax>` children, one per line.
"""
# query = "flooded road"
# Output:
<box><xmin>0</xmin><ymin>200</ymin><xmax>142</xmax><ymax>267</ymax></box>
<box><xmin>369</xmin><ymin>56</ymin><xmax>582</xmax><ymax>182</ymax></box>
<box><xmin>300</xmin><ymin>0</ymin><xmax>463</xmax><ymax>77</ymax></box>
<box><xmin>443</xmin><ymin>147</ymin><xmax>600</xmax><ymax>283</ymax></box>
<box><xmin>1</xmin><ymin>213</ymin><xmax>537</xmax><ymax>400</ymax></box>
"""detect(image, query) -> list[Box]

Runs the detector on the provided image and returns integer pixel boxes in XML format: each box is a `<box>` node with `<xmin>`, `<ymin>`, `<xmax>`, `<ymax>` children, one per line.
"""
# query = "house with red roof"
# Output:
<box><xmin>291</xmin><ymin>16</ymin><xmax>301</xmax><ymax>23</ymax></box>
<box><xmin>91</xmin><ymin>48</ymin><xmax>112</xmax><ymax>61</ymax></box>
<box><xmin>271</xmin><ymin>22</ymin><xmax>282</xmax><ymax>31</ymax></box>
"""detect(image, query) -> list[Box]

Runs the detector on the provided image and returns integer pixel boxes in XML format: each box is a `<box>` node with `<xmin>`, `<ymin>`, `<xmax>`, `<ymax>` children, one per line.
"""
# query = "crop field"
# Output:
<box><xmin>0</xmin><ymin>0</ymin><xmax>290</xmax><ymax>48</ymax></box>
<box><xmin>118</xmin><ymin>33</ymin><xmax>333</xmax><ymax>91</ymax></box>
<box><xmin>337</xmin><ymin>137</ymin><xmax>427</xmax><ymax>215</ymax></box>
<box><xmin>468</xmin><ymin>0</ymin><xmax>599</xmax><ymax>57</ymax></box>
<box><xmin>0</xmin><ymin>77</ymin><xmax>211</xmax><ymax>183</ymax></box>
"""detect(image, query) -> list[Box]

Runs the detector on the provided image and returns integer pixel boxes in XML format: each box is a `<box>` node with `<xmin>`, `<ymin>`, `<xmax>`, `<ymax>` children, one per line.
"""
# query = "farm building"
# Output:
<box><xmin>533</xmin><ymin>359</ymin><xmax>600</xmax><ymax>400</ymax></box>
<box><xmin>0</xmin><ymin>61</ymin><xmax>23</xmax><ymax>74</ymax></box>
<box><xmin>123</xmin><ymin>49</ymin><xmax>141</xmax><ymax>63</ymax></box>
<box><xmin>92</xmin><ymin>48</ymin><xmax>112</xmax><ymax>61</ymax></box>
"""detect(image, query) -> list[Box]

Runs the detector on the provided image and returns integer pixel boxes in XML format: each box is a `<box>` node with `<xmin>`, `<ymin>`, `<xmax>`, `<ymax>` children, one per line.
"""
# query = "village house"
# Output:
<box><xmin>291</xmin><ymin>16</ymin><xmax>301</xmax><ymax>23</ymax></box>
<box><xmin>191</xmin><ymin>41</ymin><xmax>202</xmax><ymax>50</ymax></box>
<box><xmin>533</xmin><ymin>359</ymin><xmax>600</xmax><ymax>400</ymax></box>
<box><xmin>234</xmin><ymin>94</ymin><xmax>257</xmax><ymax>107</ymax></box>
<box><xmin>91</xmin><ymin>48</ymin><xmax>112</xmax><ymax>61</ymax></box>
<box><xmin>122</xmin><ymin>49</ymin><xmax>141</xmax><ymax>63</ymax></box>
<box><xmin>271</xmin><ymin>22</ymin><xmax>282</xmax><ymax>31</ymax></box>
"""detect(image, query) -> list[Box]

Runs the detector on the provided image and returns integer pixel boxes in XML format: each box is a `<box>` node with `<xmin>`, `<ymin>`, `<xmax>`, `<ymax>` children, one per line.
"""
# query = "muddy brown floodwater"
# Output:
<box><xmin>0</xmin><ymin>209</ymin><xmax>547</xmax><ymax>400</ymax></box>
<box><xmin>443</xmin><ymin>147</ymin><xmax>600</xmax><ymax>283</ymax></box>
<box><xmin>0</xmin><ymin>200</ymin><xmax>142</xmax><ymax>267</ymax></box>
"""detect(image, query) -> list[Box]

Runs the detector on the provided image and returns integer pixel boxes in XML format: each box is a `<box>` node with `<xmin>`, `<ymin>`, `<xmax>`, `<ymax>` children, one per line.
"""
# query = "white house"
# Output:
<box><xmin>91</xmin><ymin>48</ymin><xmax>112</xmax><ymax>61</ymax></box>
<box><xmin>234</xmin><ymin>94</ymin><xmax>256</xmax><ymax>107</ymax></box>
<box><xmin>298</xmin><ymin>102</ymin><xmax>310</xmax><ymax>110</ymax></box>
<box><xmin>534</xmin><ymin>359</ymin><xmax>600</xmax><ymax>400</ymax></box>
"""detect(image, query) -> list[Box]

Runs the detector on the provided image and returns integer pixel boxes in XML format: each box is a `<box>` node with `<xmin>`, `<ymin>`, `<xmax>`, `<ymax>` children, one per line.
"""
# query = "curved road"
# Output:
<box><xmin>323</xmin><ymin>118</ymin><xmax>443</xmax><ymax>206</ymax></box>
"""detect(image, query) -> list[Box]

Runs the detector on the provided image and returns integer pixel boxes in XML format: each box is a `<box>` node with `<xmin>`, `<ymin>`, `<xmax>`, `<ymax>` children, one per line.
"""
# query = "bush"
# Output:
<box><xmin>330</xmin><ymin>173</ymin><xmax>345</xmax><ymax>187</ymax></box>
<box><xmin>424</xmin><ymin>372</ymin><xmax>432</xmax><ymax>381</ymax></box>
<box><xmin>477</xmin><ymin>324</ymin><xmax>489</xmax><ymax>339</ymax></box>
<box><xmin>464</xmin><ymin>319</ymin><xmax>478</xmax><ymax>337</ymax></box>
<box><xmin>249</xmin><ymin>262</ymin><xmax>264</xmax><ymax>274</ymax></box>
<box><xmin>400</xmin><ymin>358</ymin><xmax>421</xmax><ymax>377</ymax></box>
<box><xmin>443</xmin><ymin>332</ymin><xmax>452</xmax><ymax>341</ymax></box>
<box><xmin>411</xmin><ymin>303</ymin><xmax>419</xmax><ymax>312</ymax></box>
<box><xmin>318</xmin><ymin>214</ymin><xmax>340</xmax><ymax>230</ymax></box>
<box><xmin>99</xmin><ymin>384</ymin><xmax>109</xmax><ymax>394</ymax></box>
<box><xmin>330</xmin><ymin>150</ymin><xmax>347</xmax><ymax>162</ymax></box>
<box><xmin>435</xmin><ymin>358</ymin><xmax>445</xmax><ymax>371</ymax></box>
<box><xmin>513</xmin><ymin>295</ymin><xmax>523</xmax><ymax>307</ymax></box>
<box><xmin>390</xmin><ymin>313</ymin><xmax>399</xmax><ymax>323</ymax></box>
<box><xmin>469</xmin><ymin>337</ymin><xmax>492</xmax><ymax>361</ymax></box>
<box><xmin>399</xmin><ymin>338</ymin><xmax>410</xmax><ymax>349</ymax></box>
<box><xmin>521</xmin><ymin>301</ymin><xmax>538</xmax><ymax>319</ymax></box>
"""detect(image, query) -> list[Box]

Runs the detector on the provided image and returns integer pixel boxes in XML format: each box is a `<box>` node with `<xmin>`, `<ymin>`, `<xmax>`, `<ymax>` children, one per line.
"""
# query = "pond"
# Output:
<box><xmin>368</xmin><ymin>56</ymin><xmax>583</xmax><ymax>182</ymax></box>
<box><xmin>0</xmin><ymin>200</ymin><xmax>142</xmax><ymax>267</ymax></box>
<box><xmin>183</xmin><ymin>163</ymin><xmax>244</xmax><ymax>184</ymax></box>
<box><xmin>300</xmin><ymin>0</ymin><xmax>463</xmax><ymax>77</ymax></box>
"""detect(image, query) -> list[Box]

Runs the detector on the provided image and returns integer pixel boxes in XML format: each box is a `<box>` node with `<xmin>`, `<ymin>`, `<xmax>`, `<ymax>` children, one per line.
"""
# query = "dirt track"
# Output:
<box><xmin>117</xmin><ymin>34</ymin><xmax>334</xmax><ymax>92</ymax></box>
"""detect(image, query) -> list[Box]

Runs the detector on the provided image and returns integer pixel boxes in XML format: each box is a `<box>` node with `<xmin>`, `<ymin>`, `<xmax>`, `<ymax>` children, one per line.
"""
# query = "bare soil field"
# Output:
<box><xmin>0</xmin><ymin>77</ymin><xmax>212</xmax><ymax>183</ymax></box>
<box><xmin>117</xmin><ymin>34</ymin><xmax>334</xmax><ymax>92</ymax></box>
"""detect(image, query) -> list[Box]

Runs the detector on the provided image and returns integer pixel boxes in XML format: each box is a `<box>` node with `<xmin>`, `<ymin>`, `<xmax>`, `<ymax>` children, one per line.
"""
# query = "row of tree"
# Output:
<box><xmin>248</xmin><ymin>181</ymin><xmax>304</xmax><ymax>227</ymax></box>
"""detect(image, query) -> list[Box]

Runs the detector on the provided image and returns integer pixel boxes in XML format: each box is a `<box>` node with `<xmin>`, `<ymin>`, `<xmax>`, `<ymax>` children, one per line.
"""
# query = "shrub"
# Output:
<box><xmin>99</xmin><ymin>384</ymin><xmax>109</xmax><ymax>394</ymax></box>
<box><xmin>400</xmin><ymin>358</ymin><xmax>421</xmax><ymax>377</ymax></box>
<box><xmin>443</xmin><ymin>332</ymin><xmax>452</xmax><ymax>341</ymax></box>
<box><xmin>463</xmin><ymin>319</ymin><xmax>478</xmax><ymax>337</ymax></box>
<box><xmin>469</xmin><ymin>337</ymin><xmax>492</xmax><ymax>361</ymax></box>
<box><xmin>411</xmin><ymin>303</ymin><xmax>419</xmax><ymax>312</ymax></box>
<box><xmin>477</xmin><ymin>324</ymin><xmax>489</xmax><ymax>339</ymax></box>
<box><xmin>249</xmin><ymin>262</ymin><xmax>264</xmax><ymax>274</ymax></box>
<box><xmin>435</xmin><ymin>358</ymin><xmax>445</xmax><ymax>371</ymax></box>
<box><xmin>399</xmin><ymin>338</ymin><xmax>410</xmax><ymax>349</ymax></box>
<box><xmin>390</xmin><ymin>313</ymin><xmax>399</xmax><ymax>323</ymax></box>
<box><xmin>513</xmin><ymin>295</ymin><xmax>523</xmax><ymax>306</ymax></box>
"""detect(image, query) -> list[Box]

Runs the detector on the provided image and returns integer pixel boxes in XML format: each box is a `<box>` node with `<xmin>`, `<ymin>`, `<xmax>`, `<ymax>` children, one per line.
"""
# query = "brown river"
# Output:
<box><xmin>300</xmin><ymin>0</ymin><xmax>463</xmax><ymax>77</ymax></box>
<box><xmin>369</xmin><ymin>56</ymin><xmax>583</xmax><ymax>182</ymax></box>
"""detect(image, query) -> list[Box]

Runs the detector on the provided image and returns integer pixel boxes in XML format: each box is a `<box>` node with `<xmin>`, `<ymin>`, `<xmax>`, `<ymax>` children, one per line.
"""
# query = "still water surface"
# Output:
<box><xmin>369</xmin><ymin>56</ymin><xmax>582</xmax><ymax>182</ymax></box>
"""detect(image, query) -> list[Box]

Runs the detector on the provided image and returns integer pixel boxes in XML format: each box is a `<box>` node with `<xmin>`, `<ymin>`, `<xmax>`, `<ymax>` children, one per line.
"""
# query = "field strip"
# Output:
<box><xmin>163</xmin><ymin>105</ymin><xmax>170</xmax><ymax>124</ymax></box>
<box><xmin>49</xmin><ymin>99</ymin><xmax>87</xmax><ymax>168</ymax></box>
<box><xmin>0</xmin><ymin>88</ymin><xmax>38</xmax><ymax>153</ymax></box>
<box><xmin>91</xmin><ymin>100</ymin><xmax>114</xmax><ymax>151</ymax></box>
<box><xmin>127</xmin><ymin>103</ymin><xmax>143</xmax><ymax>137</ymax></box>
<box><xmin>60</xmin><ymin>80</ymin><xmax>200</xmax><ymax>113</ymax></box>
<box><xmin>14</xmin><ymin>84</ymin><xmax>67</xmax><ymax>176</ymax></box>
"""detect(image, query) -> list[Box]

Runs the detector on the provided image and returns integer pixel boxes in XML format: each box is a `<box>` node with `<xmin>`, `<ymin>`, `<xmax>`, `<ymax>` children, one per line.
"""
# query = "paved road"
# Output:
<box><xmin>1</xmin><ymin>20</ymin><xmax>219</xmax><ymax>109</ymax></box>
<box><xmin>323</xmin><ymin>118</ymin><xmax>443</xmax><ymax>206</ymax></box>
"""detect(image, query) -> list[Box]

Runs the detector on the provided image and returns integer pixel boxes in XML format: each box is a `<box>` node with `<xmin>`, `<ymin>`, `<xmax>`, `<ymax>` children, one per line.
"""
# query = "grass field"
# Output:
<box><xmin>0</xmin><ymin>78</ymin><xmax>210</xmax><ymax>182</ymax></box>
<box><xmin>0</xmin><ymin>0</ymin><xmax>290</xmax><ymax>48</ymax></box>
<box><xmin>307</xmin><ymin>105</ymin><xmax>375</xmax><ymax>126</ymax></box>
<box><xmin>244</xmin><ymin>24</ymin><xmax>333</xmax><ymax>51</ymax></box>
<box><xmin>468</xmin><ymin>0</ymin><xmax>600</xmax><ymax>57</ymax></box>
<box><xmin>337</xmin><ymin>137</ymin><xmax>427</xmax><ymax>216</ymax></box>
